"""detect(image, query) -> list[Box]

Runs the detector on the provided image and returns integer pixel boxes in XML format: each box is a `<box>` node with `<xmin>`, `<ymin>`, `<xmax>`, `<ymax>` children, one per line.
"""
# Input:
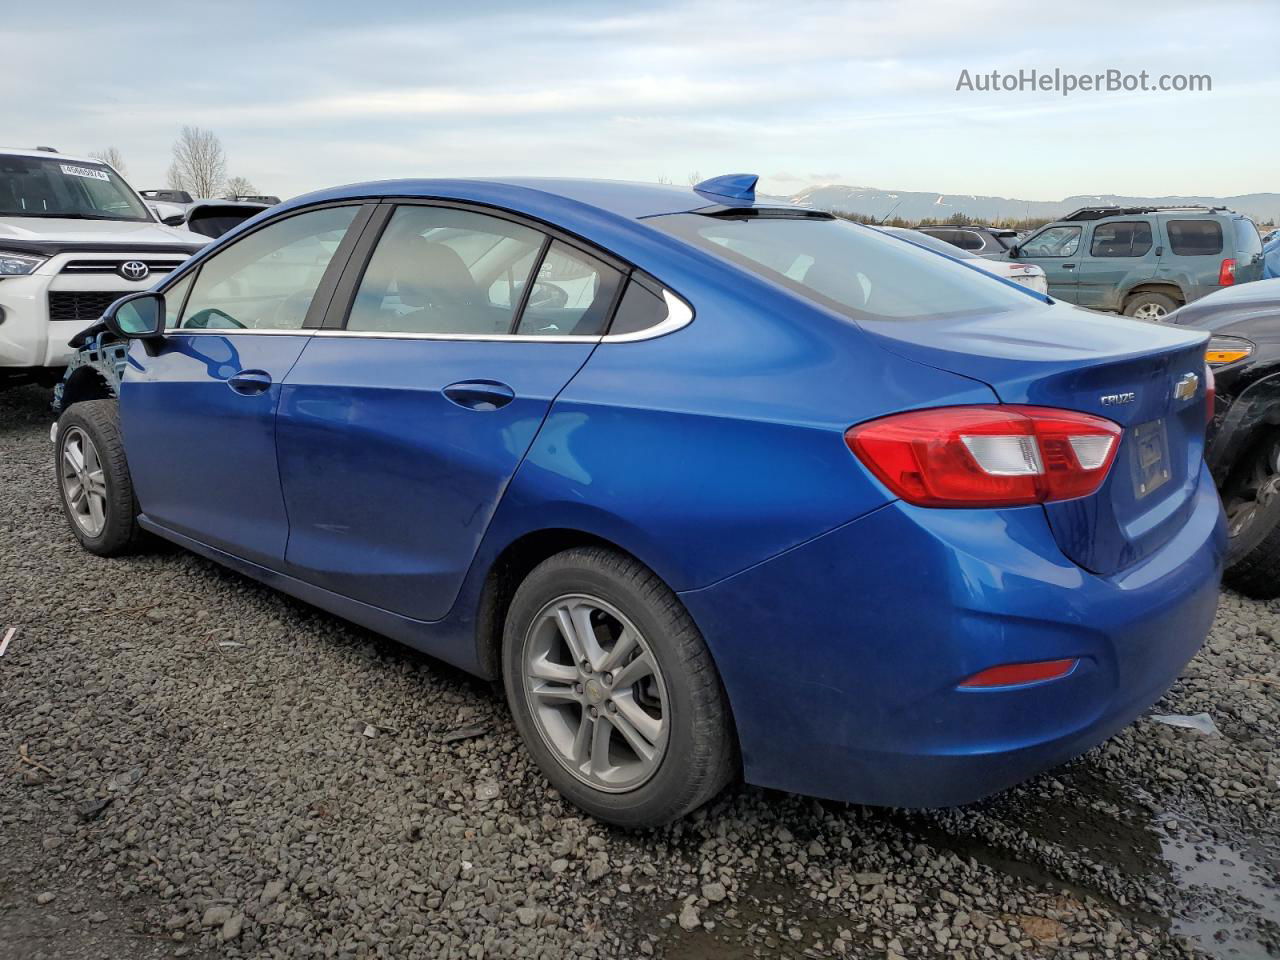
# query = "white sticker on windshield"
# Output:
<box><xmin>60</xmin><ymin>164</ymin><xmax>111</xmax><ymax>182</ymax></box>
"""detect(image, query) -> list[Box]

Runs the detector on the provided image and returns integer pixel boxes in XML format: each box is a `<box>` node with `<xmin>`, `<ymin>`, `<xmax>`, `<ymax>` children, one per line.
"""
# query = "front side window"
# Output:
<box><xmin>653</xmin><ymin>213</ymin><xmax>1036</xmax><ymax>322</ymax></box>
<box><xmin>163</xmin><ymin>273</ymin><xmax>194</xmax><ymax>328</ymax></box>
<box><xmin>347</xmin><ymin>206</ymin><xmax>544</xmax><ymax>335</ymax></box>
<box><xmin>175</xmin><ymin>205</ymin><xmax>357</xmax><ymax>330</ymax></box>
<box><xmin>1090</xmin><ymin>221</ymin><xmax>1153</xmax><ymax>258</ymax></box>
<box><xmin>514</xmin><ymin>241</ymin><xmax>623</xmax><ymax>337</ymax></box>
<box><xmin>0</xmin><ymin>154</ymin><xmax>151</xmax><ymax>222</ymax></box>
<box><xmin>1167</xmin><ymin>220</ymin><xmax>1223</xmax><ymax>256</ymax></box>
<box><xmin>1019</xmin><ymin>226</ymin><xmax>1082</xmax><ymax>258</ymax></box>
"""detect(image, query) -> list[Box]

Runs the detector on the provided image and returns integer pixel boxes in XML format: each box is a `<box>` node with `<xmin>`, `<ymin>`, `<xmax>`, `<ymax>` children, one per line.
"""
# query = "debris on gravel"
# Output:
<box><xmin>2</xmin><ymin>384</ymin><xmax>1277</xmax><ymax>959</ymax></box>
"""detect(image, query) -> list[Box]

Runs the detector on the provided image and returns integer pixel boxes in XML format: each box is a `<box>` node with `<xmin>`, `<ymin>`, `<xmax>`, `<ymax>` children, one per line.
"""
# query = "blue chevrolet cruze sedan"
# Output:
<box><xmin>53</xmin><ymin>174</ymin><xmax>1225</xmax><ymax>826</ymax></box>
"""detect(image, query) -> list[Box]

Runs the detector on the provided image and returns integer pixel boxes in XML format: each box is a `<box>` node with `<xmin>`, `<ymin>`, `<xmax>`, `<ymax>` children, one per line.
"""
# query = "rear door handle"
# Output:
<box><xmin>227</xmin><ymin>370</ymin><xmax>273</xmax><ymax>396</ymax></box>
<box><xmin>1062</xmin><ymin>263</ymin><xmax>1076</xmax><ymax>270</ymax></box>
<box><xmin>443</xmin><ymin>379</ymin><xmax>515</xmax><ymax>411</ymax></box>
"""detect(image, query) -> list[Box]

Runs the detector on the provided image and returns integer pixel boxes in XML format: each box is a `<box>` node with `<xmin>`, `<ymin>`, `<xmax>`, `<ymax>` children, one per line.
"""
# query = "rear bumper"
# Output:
<box><xmin>679</xmin><ymin>463</ymin><xmax>1225</xmax><ymax>807</ymax></box>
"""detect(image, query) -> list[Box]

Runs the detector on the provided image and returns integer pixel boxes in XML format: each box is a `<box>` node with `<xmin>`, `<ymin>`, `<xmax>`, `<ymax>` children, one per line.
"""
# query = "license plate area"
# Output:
<box><xmin>1129</xmin><ymin>419</ymin><xmax>1170</xmax><ymax>499</ymax></box>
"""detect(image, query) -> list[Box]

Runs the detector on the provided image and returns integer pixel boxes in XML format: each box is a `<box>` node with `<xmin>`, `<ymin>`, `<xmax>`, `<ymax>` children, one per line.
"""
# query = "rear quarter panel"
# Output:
<box><xmin>470</xmin><ymin>261</ymin><xmax>998</xmax><ymax>594</ymax></box>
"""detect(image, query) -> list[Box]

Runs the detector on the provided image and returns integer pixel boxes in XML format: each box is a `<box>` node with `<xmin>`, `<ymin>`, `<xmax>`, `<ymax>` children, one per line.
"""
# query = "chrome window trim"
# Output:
<box><xmin>162</xmin><ymin>289</ymin><xmax>694</xmax><ymax>343</ymax></box>
<box><xmin>167</xmin><ymin>327</ymin><xmax>312</xmax><ymax>336</ymax></box>
<box><xmin>599</xmin><ymin>290</ymin><xmax>692</xmax><ymax>343</ymax></box>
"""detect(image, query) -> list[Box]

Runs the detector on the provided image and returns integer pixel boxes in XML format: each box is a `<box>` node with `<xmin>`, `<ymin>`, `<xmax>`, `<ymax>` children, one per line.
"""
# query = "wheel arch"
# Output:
<box><xmin>1122</xmin><ymin>282</ymin><xmax>1186</xmax><ymax>308</ymax></box>
<box><xmin>472</xmin><ymin>527</ymin><xmax>664</xmax><ymax>682</ymax></box>
<box><xmin>56</xmin><ymin>366</ymin><xmax>116</xmax><ymax>414</ymax></box>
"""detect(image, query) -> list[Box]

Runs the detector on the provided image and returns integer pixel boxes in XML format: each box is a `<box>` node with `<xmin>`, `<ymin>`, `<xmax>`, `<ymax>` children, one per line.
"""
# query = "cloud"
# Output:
<box><xmin>1</xmin><ymin>0</ymin><xmax>1274</xmax><ymax>199</ymax></box>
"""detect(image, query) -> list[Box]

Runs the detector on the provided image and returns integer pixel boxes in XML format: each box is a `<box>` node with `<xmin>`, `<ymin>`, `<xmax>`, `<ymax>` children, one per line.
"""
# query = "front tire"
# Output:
<box><xmin>55</xmin><ymin>400</ymin><xmax>140</xmax><ymax>556</ymax></box>
<box><xmin>502</xmin><ymin>547</ymin><xmax>736</xmax><ymax>827</ymax></box>
<box><xmin>1223</xmin><ymin>438</ymin><xmax>1280</xmax><ymax>598</ymax></box>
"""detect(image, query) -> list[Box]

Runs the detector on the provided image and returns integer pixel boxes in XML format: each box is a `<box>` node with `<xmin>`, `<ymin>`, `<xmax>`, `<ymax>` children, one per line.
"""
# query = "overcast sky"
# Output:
<box><xmin>3</xmin><ymin>0</ymin><xmax>1274</xmax><ymax>202</ymax></box>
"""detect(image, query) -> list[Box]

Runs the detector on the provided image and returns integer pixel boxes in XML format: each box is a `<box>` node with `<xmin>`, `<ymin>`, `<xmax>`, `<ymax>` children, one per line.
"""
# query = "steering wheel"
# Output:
<box><xmin>183</xmin><ymin>308</ymin><xmax>245</xmax><ymax>330</ymax></box>
<box><xmin>526</xmin><ymin>281</ymin><xmax>568</xmax><ymax>310</ymax></box>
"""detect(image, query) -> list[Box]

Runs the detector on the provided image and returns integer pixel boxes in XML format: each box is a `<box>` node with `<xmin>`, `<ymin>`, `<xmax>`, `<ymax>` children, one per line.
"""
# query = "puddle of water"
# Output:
<box><xmin>1154</xmin><ymin>811</ymin><xmax>1280</xmax><ymax>960</ymax></box>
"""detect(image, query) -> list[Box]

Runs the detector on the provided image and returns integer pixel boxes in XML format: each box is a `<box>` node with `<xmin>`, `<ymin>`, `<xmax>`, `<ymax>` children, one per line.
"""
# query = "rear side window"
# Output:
<box><xmin>1090</xmin><ymin>221</ymin><xmax>1153</xmax><ymax>258</ymax></box>
<box><xmin>514</xmin><ymin>241</ymin><xmax>623</xmax><ymax>337</ymax></box>
<box><xmin>653</xmin><ymin>213</ymin><xmax>1034</xmax><ymax>322</ymax></box>
<box><xmin>609</xmin><ymin>280</ymin><xmax>669</xmax><ymax>336</ymax></box>
<box><xmin>953</xmin><ymin>230</ymin><xmax>985</xmax><ymax>252</ymax></box>
<box><xmin>1233</xmin><ymin>219</ymin><xmax>1263</xmax><ymax>258</ymax></box>
<box><xmin>347</xmin><ymin>206</ymin><xmax>544</xmax><ymax>335</ymax></box>
<box><xmin>1167</xmin><ymin>220</ymin><xmax>1223</xmax><ymax>256</ymax></box>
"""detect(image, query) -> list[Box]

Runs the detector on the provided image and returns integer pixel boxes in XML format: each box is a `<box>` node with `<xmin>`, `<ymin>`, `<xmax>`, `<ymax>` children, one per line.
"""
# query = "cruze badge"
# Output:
<box><xmin>119</xmin><ymin>260</ymin><xmax>149</xmax><ymax>281</ymax></box>
<box><xmin>1100</xmin><ymin>392</ymin><xmax>1136</xmax><ymax>406</ymax></box>
<box><xmin>1174</xmin><ymin>372</ymin><xmax>1200</xmax><ymax>402</ymax></box>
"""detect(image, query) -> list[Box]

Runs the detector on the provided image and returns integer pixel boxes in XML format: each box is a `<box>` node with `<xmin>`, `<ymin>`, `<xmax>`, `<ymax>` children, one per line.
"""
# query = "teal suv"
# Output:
<box><xmin>1008</xmin><ymin>206</ymin><xmax>1264</xmax><ymax>319</ymax></box>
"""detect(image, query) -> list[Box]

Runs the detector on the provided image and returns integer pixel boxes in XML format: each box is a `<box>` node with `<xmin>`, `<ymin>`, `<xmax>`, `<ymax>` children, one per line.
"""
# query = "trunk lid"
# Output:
<box><xmin>859</xmin><ymin>302</ymin><xmax>1211</xmax><ymax>575</ymax></box>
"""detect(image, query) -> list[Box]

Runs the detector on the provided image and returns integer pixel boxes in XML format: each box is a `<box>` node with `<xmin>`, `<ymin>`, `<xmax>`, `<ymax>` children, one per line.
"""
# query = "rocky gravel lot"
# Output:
<box><xmin>2</xmin><ymin>383</ymin><xmax>1278</xmax><ymax>960</ymax></box>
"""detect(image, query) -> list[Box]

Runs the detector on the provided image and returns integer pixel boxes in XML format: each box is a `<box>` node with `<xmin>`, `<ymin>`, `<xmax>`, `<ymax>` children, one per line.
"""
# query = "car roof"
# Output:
<box><xmin>0</xmin><ymin>146</ymin><xmax>110</xmax><ymax>165</ymax></box>
<box><xmin>274</xmin><ymin>176</ymin><xmax>796</xmax><ymax>224</ymax></box>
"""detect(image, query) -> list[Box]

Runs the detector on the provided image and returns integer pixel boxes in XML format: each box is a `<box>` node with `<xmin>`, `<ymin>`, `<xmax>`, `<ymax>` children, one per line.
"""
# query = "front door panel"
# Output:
<box><xmin>121</xmin><ymin>333</ymin><xmax>310</xmax><ymax>565</ymax></box>
<box><xmin>276</xmin><ymin>337</ymin><xmax>595</xmax><ymax>621</ymax></box>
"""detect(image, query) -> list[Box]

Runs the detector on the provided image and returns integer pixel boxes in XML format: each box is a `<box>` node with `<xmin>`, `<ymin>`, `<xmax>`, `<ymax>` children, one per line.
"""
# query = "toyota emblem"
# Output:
<box><xmin>119</xmin><ymin>260</ymin><xmax>149</xmax><ymax>281</ymax></box>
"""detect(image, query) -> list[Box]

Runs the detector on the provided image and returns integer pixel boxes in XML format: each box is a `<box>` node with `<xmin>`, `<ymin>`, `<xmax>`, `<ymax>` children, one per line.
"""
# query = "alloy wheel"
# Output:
<box><xmin>522</xmin><ymin>594</ymin><xmax>669</xmax><ymax>792</ymax></box>
<box><xmin>1132</xmin><ymin>302</ymin><xmax>1169</xmax><ymax>320</ymax></box>
<box><xmin>60</xmin><ymin>426</ymin><xmax>109</xmax><ymax>537</ymax></box>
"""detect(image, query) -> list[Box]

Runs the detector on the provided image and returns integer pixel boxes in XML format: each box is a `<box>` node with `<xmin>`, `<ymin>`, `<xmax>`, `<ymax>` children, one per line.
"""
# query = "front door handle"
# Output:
<box><xmin>443</xmin><ymin>379</ymin><xmax>515</xmax><ymax>411</ymax></box>
<box><xmin>1062</xmin><ymin>263</ymin><xmax>1076</xmax><ymax>270</ymax></box>
<box><xmin>227</xmin><ymin>369</ymin><xmax>273</xmax><ymax>396</ymax></box>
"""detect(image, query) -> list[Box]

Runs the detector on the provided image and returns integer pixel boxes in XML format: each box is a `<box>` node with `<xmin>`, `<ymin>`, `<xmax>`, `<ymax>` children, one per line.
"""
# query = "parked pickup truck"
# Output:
<box><xmin>1007</xmin><ymin>205</ymin><xmax>1264</xmax><ymax>320</ymax></box>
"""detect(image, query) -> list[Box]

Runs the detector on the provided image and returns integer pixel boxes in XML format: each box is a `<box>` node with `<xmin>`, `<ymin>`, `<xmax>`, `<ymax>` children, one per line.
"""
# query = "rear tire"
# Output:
<box><xmin>502</xmin><ymin>547</ymin><xmax>736</xmax><ymax>828</ymax></box>
<box><xmin>1223</xmin><ymin>439</ymin><xmax>1280</xmax><ymax>599</ymax></box>
<box><xmin>55</xmin><ymin>400</ymin><xmax>141</xmax><ymax>556</ymax></box>
<box><xmin>1122</xmin><ymin>291</ymin><xmax>1180</xmax><ymax>321</ymax></box>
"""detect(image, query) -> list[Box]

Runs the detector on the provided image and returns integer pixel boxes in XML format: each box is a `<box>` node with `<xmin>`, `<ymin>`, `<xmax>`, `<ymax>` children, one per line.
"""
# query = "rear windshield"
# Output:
<box><xmin>1233</xmin><ymin>219</ymin><xmax>1263</xmax><ymax>258</ymax></box>
<box><xmin>653</xmin><ymin>213</ymin><xmax>1035</xmax><ymax>321</ymax></box>
<box><xmin>0</xmin><ymin>154</ymin><xmax>151</xmax><ymax>221</ymax></box>
<box><xmin>1167</xmin><ymin>219</ymin><xmax>1223</xmax><ymax>256</ymax></box>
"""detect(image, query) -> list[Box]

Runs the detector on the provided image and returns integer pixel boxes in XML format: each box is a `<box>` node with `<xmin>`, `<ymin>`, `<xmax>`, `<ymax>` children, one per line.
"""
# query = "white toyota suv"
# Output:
<box><xmin>0</xmin><ymin>147</ymin><xmax>208</xmax><ymax>388</ymax></box>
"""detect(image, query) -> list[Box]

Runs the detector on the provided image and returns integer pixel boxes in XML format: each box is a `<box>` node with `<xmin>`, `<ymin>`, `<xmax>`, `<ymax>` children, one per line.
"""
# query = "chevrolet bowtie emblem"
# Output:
<box><xmin>1174</xmin><ymin>372</ymin><xmax>1200</xmax><ymax>402</ymax></box>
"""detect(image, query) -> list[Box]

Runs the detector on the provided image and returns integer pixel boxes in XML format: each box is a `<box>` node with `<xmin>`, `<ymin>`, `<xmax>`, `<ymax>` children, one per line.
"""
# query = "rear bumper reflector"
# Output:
<box><xmin>959</xmin><ymin>658</ymin><xmax>1079</xmax><ymax>689</ymax></box>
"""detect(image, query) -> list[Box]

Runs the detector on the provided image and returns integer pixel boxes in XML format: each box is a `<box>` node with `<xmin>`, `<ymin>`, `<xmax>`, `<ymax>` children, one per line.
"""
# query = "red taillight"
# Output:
<box><xmin>1218</xmin><ymin>258</ymin><xmax>1237</xmax><ymax>286</ymax></box>
<box><xmin>1205</xmin><ymin>363</ymin><xmax>1216</xmax><ymax>425</ymax></box>
<box><xmin>959</xmin><ymin>658</ymin><xmax>1078</xmax><ymax>688</ymax></box>
<box><xmin>845</xmin><ymin>405</ymin><xmax>1122</xmax><ymax>507</ymax></box>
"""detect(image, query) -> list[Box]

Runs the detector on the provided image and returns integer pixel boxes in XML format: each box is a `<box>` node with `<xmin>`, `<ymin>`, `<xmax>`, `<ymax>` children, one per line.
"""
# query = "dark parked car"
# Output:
<box><xmin>915</xmin><ymin>225</ymin><xmax>1017</xmax><ymax>259</ymax></box>
<box><xmin>1169</xmin><ymin>278</ymin><xmax>1280</xmax><ymax>595</ymax></box>
<box><xmin>52</xmin><ymin>174</ymin><xmax>1222</xmax><ymax>827</ymax></box>
<box><xmin>1008</xmin><ymin>205</ymin><xmax>1264</xmax><ymax>319</ymax></box>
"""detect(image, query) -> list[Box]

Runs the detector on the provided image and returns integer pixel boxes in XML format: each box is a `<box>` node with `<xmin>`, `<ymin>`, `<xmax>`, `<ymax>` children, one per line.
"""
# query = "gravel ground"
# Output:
<box><xmin>1</xmin><ymin>382</ymin><xmax>1277</xmax><ymax>960</ymax></box>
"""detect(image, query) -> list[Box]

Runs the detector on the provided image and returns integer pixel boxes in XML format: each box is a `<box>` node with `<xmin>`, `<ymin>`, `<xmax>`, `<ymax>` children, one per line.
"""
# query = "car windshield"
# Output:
<box><xmin>653</xmin><ymin>213</ymin><xmax>1032</xmax><ymax>321</ymax></box>
<box><xmin>880</xmin><ymin>227</ymin><xmax>980</xmax><ymax>260</ymax></box>
<box><xmin>0</xmin><ymin>154</ymin><xmax>152</xmax><ymax>221</ymax></box>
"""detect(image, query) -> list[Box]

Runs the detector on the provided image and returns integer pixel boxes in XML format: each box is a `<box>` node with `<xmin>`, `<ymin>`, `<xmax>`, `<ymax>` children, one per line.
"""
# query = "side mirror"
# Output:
<box><xmin>161</xmin><ymin>214</ymin><xmax>186</xmax><ymax>226</ymax></box>
<box><xmin>104</xmin><ymin>292</ymin><xmax>165</xmax><ymax>340</ymax></box>
<box><xmin>1007</xmin><ymin>244</ymin><xmax>1020</xmax><ymax>258</ymax></box>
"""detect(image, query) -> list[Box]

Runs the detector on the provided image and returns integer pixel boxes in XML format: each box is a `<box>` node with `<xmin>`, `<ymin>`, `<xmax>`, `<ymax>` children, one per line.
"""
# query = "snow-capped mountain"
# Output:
<box><xmin>783</xmin><ymin>185</ymin><xmax>1280</xmax><ymax>224</ymax></box>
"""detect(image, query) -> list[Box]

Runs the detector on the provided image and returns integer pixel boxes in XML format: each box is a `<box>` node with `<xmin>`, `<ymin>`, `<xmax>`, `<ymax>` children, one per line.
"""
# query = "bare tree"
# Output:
<box><xmin>687</xmin><ymin>170</ymin><xmax>702</xmax><ymax>186</ymax></box>
<box><xmin>656</xmin><ymin>174</ymin><xmax>672</xmax><ymax>185</ymax></box>
<box><xmin>168</xmin><ymin>126</ymin><xmax>227</xmax><ymax>198</ymax></box>
<box><xmin>223</xmin><ymin>175</ymin><xmax>258</xmax><ymax>197</ymax></box>
<box><xmin>89</xmin><ymin>146</ymin><xmax>127</xmax><ymax>175</ymax></box>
